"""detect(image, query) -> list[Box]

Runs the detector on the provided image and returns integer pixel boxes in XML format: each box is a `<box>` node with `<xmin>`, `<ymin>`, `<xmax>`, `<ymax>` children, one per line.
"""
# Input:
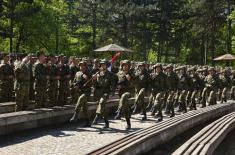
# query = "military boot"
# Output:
<box><xmin>126</xmin><ymin>119</ymin><xmax>131</xmax><ymax>130</ymax></box>
<box><xmin>182</xmin><ymin>102</ymin><xmax>187</xmax><ymax>113</ymax></box>
<box><xmin>103</xmin><ymin>119</ymin><xmax>109</xmax><ymax>129</ymax></box>
<box><xmin>141</xmin><ymin>110</ymin><xmax>147</xmax><ymax>121</ymax></box>
<box><xmin>70</xmin><ymin>111</ymin><xmax>79</xmax><ymax>123</ymax></box>
<box><xmin>157</xmin><ymin>111</ymin><xmax>163</xmax><ymax>122</ymax></box>
<box><xmin>170</xmin><ymin>109</ymin><xmax>175</xmax><ymax>118</ymax></box>
<box><xmin>84</xmin><ymin>118</ymin><xmax>91</xmax><ymax>127</ymax></box>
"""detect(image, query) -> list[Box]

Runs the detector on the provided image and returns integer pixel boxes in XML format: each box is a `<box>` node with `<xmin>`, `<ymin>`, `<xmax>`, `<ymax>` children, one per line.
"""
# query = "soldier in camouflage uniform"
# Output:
<box><xmin>132</xmin><ymin>61</ymin><xmax>150</xmax><ymax>120</ymax></box>
<box><xmin>70</xmin><ymin>57</ymin><xmax>80</xmax><ymax>104</ymax></box>
<box><xmin>15</xmin><ymin>55</ymin><xmax>31</xmax><ymax>111</ymax></box>
<box><xmin>58</xmin><ymin>55</ymin><xmax>71</xmax><ymax>105</ymax></box>
<box><xmin>70</xmin><ymin>61</ymin><xmax>92</xmax><ymax>127</ymax></box>
<box><xmin>92</xmin><ymin>59</ymin><xmax>115</xmax><ymax>128</ymax></box>
<box><xmin>230</xmin><ymin>70</ymin><xmax>235</xmax><ymax>100</ymax></box>
<box><xmin>28</xmin><ymin>54</ymin><xmax>36</xmax><ymax>101</ymax></box>
<box><xmin>115</xmin><ymin>60</ymin><xmax>135</xmax><ymax>130</ymax></box>
<box><xmin>47</xmin><ymin>54</ymin><xmax>59</xmax><ymax>107</ymax></box>
<box><xmin>200</xmin><ymin>67</ymin><xmax>220</xmax><ymax>107</ymax></box>
<box><xmin>33</xmin><ymin>52</ymin><xmax>48</xmax><ymax>108</ymax></box>
<box><xmin>150</xmin><ymin>63</ymin><xmax>168</xmax><ymax>121</ymax></box>
<box><xmin>220</xmin><ymin>68</ymin><xmax>232</xmax><ymax>103</ymax></box>
<box><xmin>165</xmin><ymin>64</ymin><xmax>179</xmax><ymax>117</ymax></box>
<box><xmin>0</xmin><ymin>54</ymin><xmax>14</xmax><ymax>102</ymax></box>
<box><xmin>188</xmin><ymin>67</ymin><xmax>202</xmax><ymax>110</ymax></box>
<box><xmin>177</xmin><ymin>66</ymin><xmax>192</xmax><ymax>113</ymax></box>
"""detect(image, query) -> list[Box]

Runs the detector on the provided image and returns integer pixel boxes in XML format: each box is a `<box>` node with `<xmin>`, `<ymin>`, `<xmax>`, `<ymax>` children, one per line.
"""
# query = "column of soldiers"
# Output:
<box><xmin>0</xmin><ymin>52</ymin><xmax>235</xmax><ymax>130</ymax></box>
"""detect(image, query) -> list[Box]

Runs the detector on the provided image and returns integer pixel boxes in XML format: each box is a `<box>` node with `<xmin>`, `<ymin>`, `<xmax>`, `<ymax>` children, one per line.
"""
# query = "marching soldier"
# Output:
<box><xmin>70</xmin><ymin>61</ymin><xmax>92</xmax><ymax>127</ymax></box>
<box><xmin>230</xmin><ymin>70</ymin><xmax>235</xmax><ymax>100</ymax></box>
<box><xmin>92</xmin><ymin>59</ymin><xmax>115</xmax><ymax>128</ymax></box>
<box><xmin>150</xmin><ymin>63</ymin><xmax>168</xmax><ymax>121</ymax></box>
<box><xmin>200</xmin><ymin>67</ymin><xmax>220</xmax><ymax>107</ymax></box>
<box><xmin>15</xmin><ymin>55</ymin><xmax>31</xmax><ymax>111</ymax></box>
<box><xmin>132</xmin><ymin>61</ymin><xmax>150</xmax><ymax>120</ymax></box>
<box><xmin>33</xmin><ymin>51</ymin><xmax>48</xmax><ymax>108</ymax></box>
<box><xmin>220</xmin><ymin>68</ymin><xmax>232</xmax><ymax>103</ymax></box>
<box><xmin>114</xmin><ymin>60</ymin><xmax>135</xmax><ymax>130</ymax></box>
<box><xmin>165</xmin><ymin>64</ymin><xmax>179</xmax><ymax>117</ymax></box>
<box><xmin>177</xmin><ymin>66</ymin><xmax>192</xmax><ymax>113</ymax></box>
<box><xmin>188</xmin><ymin>67</ymin><xmax>202</xmax><ymax>110</ymax></box>
<box><xmin>70</xmin><ymin>57</ymin><xmax>80</xmax><ymax>104</ymax></box>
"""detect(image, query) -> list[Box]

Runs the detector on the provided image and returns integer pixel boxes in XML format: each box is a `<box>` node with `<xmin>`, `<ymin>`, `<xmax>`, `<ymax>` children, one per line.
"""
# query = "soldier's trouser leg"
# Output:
<box><xmin>167</xmin><ymin>91</ymin><xmax>175</xmax><ymax>117</ymax></box>
<box><xmin>230</xmin><ymin>86</ymin><xmax>235</xmax><ymax>100</ymax></box>
<box><xmin>147</xmin><ymin>93</ymin><xmax>154</xmax><ymax>111</ymax></box>
<box><xmin>35</xmin><ymin>87</ymin><xmax>46</xmax><ymax>108</ymax></box>
<box><xmin>16</xmin><ymin>85</ymin><xmax>29</xmax><ymax>111</ymax></box>
<box><xmin>186</xmin><ymin>91</ymin><xmax>192</xmax><ymax>107</ymax></box>
<box><xmin>152</xmin><ymin>92</ymin><xmax>164</xmax><ymax>120</ymax></box>
<box><xmin>133</xmin><ymin>88</ymin><xmax>146</xmax><ymax>115</ymax></box>
<box><xmin>119</xmin><ymin>92</ymin><xmax>131</xmax><ymax>129</ymax></box>
<box><xmin>200</xmin><ymin>87</ymin><xmax>208</xmax><ymax>107</ymax></box>
<box><xmin>190</xmin><ymin>90</ymin><xmax>197</xmax><ymax>110</ymax></box>
<box><xmin>70</xmin><ymin>94</ymin><xmax>88</xmax><ymax>122</ymax></box>
<box><xmin>47</xmin><ymin>87</ymin><xmax>58</xmax><ymax>107</ymax></box>
<box><xmin>208</xmin><ymin>90</ymin><xmax>216</xmax><ymax>106</ymax></box>
<box><xmin>95</xmin><ymin>95</ymin><xmax>109</xmax><ymax>128</ymax></box>
<box><xmin>179</xmin><ymin>90</ymin><xmax>187</xmax><ymax>113</ymax></box>
<box><xmin>221</xmin><ymin>87</ymin><xmax>228</xmax><ymax>103</ymax></box>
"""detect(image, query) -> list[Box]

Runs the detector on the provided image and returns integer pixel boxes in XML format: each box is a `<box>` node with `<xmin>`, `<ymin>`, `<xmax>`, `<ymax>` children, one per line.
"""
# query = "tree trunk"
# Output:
<box><xmin>227</xmin><ymin>0</ymin><xmax>232</xmax><ymax>54</ymax></box>
<box><xmin>9</xmin><ymin>0</ymin><xmax>14</xmax><ymax>53</ymax></box>
<box><xmin>91</xmin><ymin>3</ymin><xmax>97</xmax><ymax>57</ymax></box>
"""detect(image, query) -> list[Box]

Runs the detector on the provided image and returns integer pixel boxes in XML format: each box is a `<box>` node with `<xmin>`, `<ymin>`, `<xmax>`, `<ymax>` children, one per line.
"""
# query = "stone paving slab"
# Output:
<box><xmin>0</xmin><ymin>112</ymin><xmax>172</xmax><ymax>155</ymax></box>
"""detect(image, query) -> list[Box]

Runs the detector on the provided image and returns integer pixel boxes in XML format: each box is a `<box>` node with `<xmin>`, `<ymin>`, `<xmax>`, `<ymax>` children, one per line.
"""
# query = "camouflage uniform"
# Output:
<box><xmin>15</xmin><ymin>61</ymin><xmax>30</xmax><ymax>111</ymax></box>
<box><xmin>132</xmin><ymin>62</ymin><xmax>150</xmax><ymax>120</ymax></box>
<box><xmin>92</xmin><ymin>59</ymin><xmax>115</xmax><ymax>128</ymax></box>
<box><xmin>230</xmin><ymin>71</ymin><xmax>235</xmax><ymax>100</ymax></box>
<box><xmin>188</xmin><ymin>68</ymin><xmax>202</xmax><ymax>110</ymax></box>
<box><xmin>166</xmin><ymin>64</ymin><xmax>179</xmax><ymax>117</ymax></box>
<box><xmin>150</xmin><ymin>63</ymin><xmax>168</xmax><ymax>121</ymax></box>
<box><xmin>70</xmin><ymin>61</ymin><xmax>92</xmax><ymax>127</ymax></box>
<box><xmin>47</xmin><ymin>62</ymin><xmax>59</xmax><ymax>107</ymax></box>
<box><xmin>28</xmin><ymin>61</ymin><xmax>35</xmax><ymax>100</ymax></box>
<box><xmin>115</xmin><ymin>60</ymin><xmax>135</xmax><ymax>130</ymax></box>
<box><xmin>0</xmin><ymin>58</ymin><xmax>14</xmax><ymax>102</ymax></box>
<box><xmin>220</xmin><ymin>69</ymin><xmax>232</xmax><ymax>103</ymax></box>
<box><xmin>58</xmin><ymin>63</ymin><xmax>71</xmax><ymax>105</ymax></box>
<box><xmin>34</xmin><ymin>62</ymin><xmax>48</xmax><ymax>108</ymax></box>
<box><xmin>70</xmin><ymin>63</ymin><xmax>80</xmax><ymax>104</ymax></box>
<box><xmin>178</xmin><ymin>66</ymin><xmax>192</xmax><ymax>113</ymax></box>
<box><xmin>200</xmin><ymin>67</ymin><xmax>220</xmax><ymax>107</ymax></box>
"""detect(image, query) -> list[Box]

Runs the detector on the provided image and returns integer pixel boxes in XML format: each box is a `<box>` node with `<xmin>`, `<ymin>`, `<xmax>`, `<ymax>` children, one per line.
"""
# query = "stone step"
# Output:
<box><xmin>88</xmin><ymin>101</ymin><xmax>235</xmax><ymax>155</ymax></box>
<box><xmin>173</xmin><ymin>111</ymin><xmax>235</xmax><ymax>155</ymax></box>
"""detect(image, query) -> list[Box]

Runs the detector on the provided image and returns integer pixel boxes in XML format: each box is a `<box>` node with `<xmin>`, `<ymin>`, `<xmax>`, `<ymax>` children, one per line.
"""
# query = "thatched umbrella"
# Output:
<box><xmin>94</xmin><ymin>44</ymin><xmax>133</xmax><ymax>52</ymax></box>
<box><xmin>213</xmin><ymin>54</ymin><xmax>235</xmax><ymax>66</ymax></box>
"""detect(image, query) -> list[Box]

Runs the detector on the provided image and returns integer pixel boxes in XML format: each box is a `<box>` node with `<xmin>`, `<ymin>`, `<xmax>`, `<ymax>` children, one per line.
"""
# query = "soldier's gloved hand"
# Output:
<box><xmin>83</xmin><ymin>74</ymin><xmax>88</xmax><ymax>80</ymax></box>
<box><xmin>92</xmin><ymin>74</ymin><xmax>98</xmax><ymax>79</ymax></box>
<box><xmin>126</xmin><ymin>74</ymin><xmax>131</xmax><ymax>81</ymax></box>
<box><xmin>46</xmin><ymin>76</ymin><xmax>50</xmax><ymax>80</ymax></box>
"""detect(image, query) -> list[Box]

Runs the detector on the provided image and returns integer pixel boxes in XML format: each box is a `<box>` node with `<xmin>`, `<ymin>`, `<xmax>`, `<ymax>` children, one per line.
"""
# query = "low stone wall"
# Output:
<box><xmin>0</xmin><ymin>96</ymin><xmax>136</xmax><ymax>136</ymax></box>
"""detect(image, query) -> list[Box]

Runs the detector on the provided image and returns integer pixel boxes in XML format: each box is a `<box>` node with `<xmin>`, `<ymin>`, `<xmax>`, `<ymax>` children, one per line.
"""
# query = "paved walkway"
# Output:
<box><xmin>0</xmin><ymin>112</ymin><xmax>177</xmax><ymax>155</ymax></box>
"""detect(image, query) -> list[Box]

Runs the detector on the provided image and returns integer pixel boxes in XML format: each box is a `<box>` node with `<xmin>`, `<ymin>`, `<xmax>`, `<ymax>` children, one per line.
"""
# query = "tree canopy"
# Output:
<box><xmin>0</xmin><ymin>0</ymin><xmax>235</xmax><ymax>65</ymax></box>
